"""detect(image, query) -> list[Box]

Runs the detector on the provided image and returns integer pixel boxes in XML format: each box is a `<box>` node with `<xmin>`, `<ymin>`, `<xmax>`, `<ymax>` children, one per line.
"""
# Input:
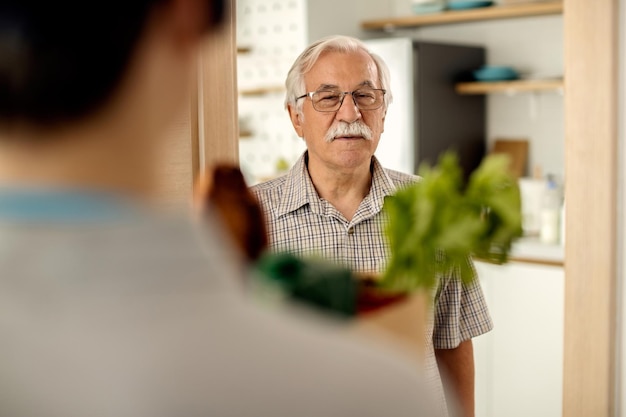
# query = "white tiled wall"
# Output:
<box><xmin>236</xmin><ymin>0</ymin><xmax>308</xmax><ymax>184</ymax></box>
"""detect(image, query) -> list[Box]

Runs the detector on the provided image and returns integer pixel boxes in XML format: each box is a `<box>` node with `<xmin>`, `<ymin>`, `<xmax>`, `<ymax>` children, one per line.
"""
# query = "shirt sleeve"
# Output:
<box><xmin>432</xmin><ymin>258</ymin><xmax>493</xmax><ymax>349</ymax></box>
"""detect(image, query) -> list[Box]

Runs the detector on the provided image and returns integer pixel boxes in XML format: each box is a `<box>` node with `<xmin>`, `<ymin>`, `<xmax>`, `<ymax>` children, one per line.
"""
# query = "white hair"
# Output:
<box><xmin>284</xmin><ymin>35</ymin><xmax>393</xmax><ymax>114</ymax></box>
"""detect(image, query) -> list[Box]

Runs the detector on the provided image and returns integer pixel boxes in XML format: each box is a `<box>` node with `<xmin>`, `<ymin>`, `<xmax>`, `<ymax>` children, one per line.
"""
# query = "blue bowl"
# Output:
<box><xmin>412</xmin><ymin>3</ymin><xmax>446</xmax><ymax>14</ymax></box>
<box><xmin>447</xmin><ymin>1</ymin><xmax>494</xmax><ymax>10</ymax></box>
<box><xmin>473</xmin><ymin>66</ymin><xmax>520</xmax><ymax>82</ymax></box>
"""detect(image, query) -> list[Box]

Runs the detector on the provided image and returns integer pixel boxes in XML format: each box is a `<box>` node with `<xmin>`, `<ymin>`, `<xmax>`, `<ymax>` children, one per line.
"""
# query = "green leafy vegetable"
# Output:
<box><xmin>380</xmin><ymin>152</ymin><xmax>523</xmax><ymax>293</ymax></box>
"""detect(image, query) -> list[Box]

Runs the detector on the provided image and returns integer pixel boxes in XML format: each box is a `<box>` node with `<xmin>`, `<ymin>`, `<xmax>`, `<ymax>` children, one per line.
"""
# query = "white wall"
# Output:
<box><xmin>306</xmin><ymin>0</ymin><xmax>394</xmax><ymax>41</ymax></box>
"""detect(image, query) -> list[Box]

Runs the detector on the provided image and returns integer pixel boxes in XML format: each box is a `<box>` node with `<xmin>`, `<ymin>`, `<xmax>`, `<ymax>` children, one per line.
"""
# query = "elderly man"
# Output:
<box><xmin>252</xmin><ymin>35</ymin><xmax>494</xmax><ymax>417</ymax></box>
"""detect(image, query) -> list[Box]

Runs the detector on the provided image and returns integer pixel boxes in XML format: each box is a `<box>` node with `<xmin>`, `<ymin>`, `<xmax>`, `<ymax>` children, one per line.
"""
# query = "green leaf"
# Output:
<box><xmin>380</xmin><ymin>152</ymin><xmax>523</xmax><ymax>292</ymax></box>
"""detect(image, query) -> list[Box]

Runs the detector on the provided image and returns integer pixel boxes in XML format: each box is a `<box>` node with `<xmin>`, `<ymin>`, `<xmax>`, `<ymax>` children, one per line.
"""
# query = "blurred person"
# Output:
<box><xmin>251</xmin><ymin>35</ymin><xmax>494</xmax><ymax>417</ymax></box>
<box><xmin>0</xmin><ymin>2</ymin><xmax>440</xmax><ymax>417</ymax></box>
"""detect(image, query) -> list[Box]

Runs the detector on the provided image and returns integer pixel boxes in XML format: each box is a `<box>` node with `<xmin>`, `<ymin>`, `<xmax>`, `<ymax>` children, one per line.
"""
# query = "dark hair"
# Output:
<box><xmin>0</xmin><ymin>0</ymin><xmax>224</xmax><ymax>127</ymax></box>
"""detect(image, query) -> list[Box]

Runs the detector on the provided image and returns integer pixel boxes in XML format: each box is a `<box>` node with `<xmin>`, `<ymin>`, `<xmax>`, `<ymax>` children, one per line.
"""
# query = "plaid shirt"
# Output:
<box><xmin>251</xmin><ymin>152</ymin><xmax>493</xmax><ymax>416</ymax></box>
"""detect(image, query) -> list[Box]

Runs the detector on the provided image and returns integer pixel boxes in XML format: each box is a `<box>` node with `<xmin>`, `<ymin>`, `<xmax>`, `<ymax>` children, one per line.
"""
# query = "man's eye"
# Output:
<box><xmin>355</xmin><ymin>92</ymin><xmax>375</xmax><ymax>99</ymax></box>
<box><xmin>318</xmin><ymin>94</ymin><xmax>340</xmax><ymax>101</ymax></box>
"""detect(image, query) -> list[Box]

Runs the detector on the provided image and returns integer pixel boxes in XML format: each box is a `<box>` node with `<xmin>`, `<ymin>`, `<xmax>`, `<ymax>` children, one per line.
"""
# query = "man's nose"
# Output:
<box><xmin>335</xmin><ymin>93</ymin><xmax>362</xmax><ymax>124</ymax></box>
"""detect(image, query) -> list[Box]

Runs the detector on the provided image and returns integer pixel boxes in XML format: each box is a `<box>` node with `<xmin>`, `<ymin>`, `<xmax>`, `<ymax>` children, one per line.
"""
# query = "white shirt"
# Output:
<box><xmin>0</xmin><ymin>190</ymin><xmax>439</xmax><ymax>417</ymax></box>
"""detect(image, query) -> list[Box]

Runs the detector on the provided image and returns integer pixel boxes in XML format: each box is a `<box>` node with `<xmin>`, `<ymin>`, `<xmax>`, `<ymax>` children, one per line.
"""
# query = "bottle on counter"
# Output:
<box><xmin>519</xmin><ymin>177</ymin><xmax>546</xmax><ymax>237</ymax></box>
<box><xmin>540</xmin><ymin>175</ymin><xmax>562</xmax><ymax>245</ymax></box>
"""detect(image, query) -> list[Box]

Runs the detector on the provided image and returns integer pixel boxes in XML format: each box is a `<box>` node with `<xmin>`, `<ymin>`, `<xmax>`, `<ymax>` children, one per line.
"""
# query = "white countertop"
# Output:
<box><xmin>510</xmin><ymin>237</ymin><xmax>565</xmax><ymax>264</ymax></box>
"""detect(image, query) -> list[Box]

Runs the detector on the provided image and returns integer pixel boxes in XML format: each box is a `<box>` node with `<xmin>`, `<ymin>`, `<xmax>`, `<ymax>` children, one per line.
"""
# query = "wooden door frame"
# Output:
<box><xmin>563</xmin><ymin>0</ymin><xmax>620</xmax><ymax>415</ymax></box>
<box><xmin>196</xmin><ymin>0</ymin><xmax>239</xmax><ymax>175</ymax></box>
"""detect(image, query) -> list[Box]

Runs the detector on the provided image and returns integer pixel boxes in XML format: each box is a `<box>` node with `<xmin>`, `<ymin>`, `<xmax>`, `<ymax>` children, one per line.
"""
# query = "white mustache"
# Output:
<box><xmin>324</xmin><ymin>121</ymin><xmax>373</xmax><ymax>143</ymax></box>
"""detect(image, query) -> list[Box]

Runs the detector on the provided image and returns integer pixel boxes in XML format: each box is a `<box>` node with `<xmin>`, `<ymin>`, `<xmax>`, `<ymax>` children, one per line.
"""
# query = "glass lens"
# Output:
<box><xmin>353</xmin><ymin>89</ymin><xmax>379</xmax><ymax>109</ymax></box>
<box><xmin>310</xmin><ymin>89</ymin><xmax>384</xmax><ymax>111</ymax></box>
<box><xmin>312</xmin><ymin>91</ymin><xmax>342</xmax><ymax>110</ymax></box>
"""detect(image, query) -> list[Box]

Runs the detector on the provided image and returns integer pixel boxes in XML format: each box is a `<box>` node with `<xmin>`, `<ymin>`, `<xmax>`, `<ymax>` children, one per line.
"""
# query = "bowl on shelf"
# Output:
<box><xmin>447</xmin><ymin>0</ymin><xmax>495</xmax><ymax>10</ymax></box>
<box><xmin>473</xmin><ymin>65</ymin><xmax>520</xmax><ymax>81</ymax></box>
<box><xmin>412</xmin><ymin>0</ymin><xmax>446</xmax><ymax>14</ymax></box>
<box><xmin>498</xmin><ymin>0</ymin><xmax>550</xmax><ymax>3</ymax></box>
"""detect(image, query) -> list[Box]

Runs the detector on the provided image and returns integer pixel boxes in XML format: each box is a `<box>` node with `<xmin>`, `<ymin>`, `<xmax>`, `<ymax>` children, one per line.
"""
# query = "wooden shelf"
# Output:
<box><xmin>456</xmin><ymin>78</ymin><xmax>564</xmax><ymax>95</ymax></box>
<box><xmin>362</xmin><ymin>1</ymin><xmax>563</xmax><ymax>30</ymax></box>
<box><xmin>239</xmin><ymin>86</ymin><xmax>285</xmax><ymax>97</ymax></box>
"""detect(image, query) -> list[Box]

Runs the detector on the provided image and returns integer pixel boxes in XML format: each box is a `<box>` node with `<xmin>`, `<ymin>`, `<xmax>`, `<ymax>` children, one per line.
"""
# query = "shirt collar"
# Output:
<box><xmin>0</xmin><ymin>187</ymin><xmax>139</xmax><ymax>223</ymax></box>
<box><xmin>275</xmin><ymin>151</ymin><xmax>399</xmax><ymax>218</ymax></box>
<box><xmin>275</xmin><ymin>152</ymin><xmax>321</xmax><ymax>217</ymax></box>
<box><xmin>366</xmin><ymin>156</ymin><xmax>398</xmax><ymax>215</ymax></box>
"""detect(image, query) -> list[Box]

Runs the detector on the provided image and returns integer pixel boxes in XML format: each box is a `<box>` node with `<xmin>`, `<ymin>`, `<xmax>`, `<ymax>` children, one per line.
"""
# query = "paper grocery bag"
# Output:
<box><xmin>352</xmin><ymin>289</ymin><xmax>428</xmax><ymax>366</ymax></box>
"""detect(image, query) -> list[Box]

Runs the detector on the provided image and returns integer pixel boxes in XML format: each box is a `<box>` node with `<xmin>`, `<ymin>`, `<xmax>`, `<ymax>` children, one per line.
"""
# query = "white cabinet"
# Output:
<box><xmin>473</xmin><ymin>261</ymin><xmax>564</xmax><ymax>417</ymax></box>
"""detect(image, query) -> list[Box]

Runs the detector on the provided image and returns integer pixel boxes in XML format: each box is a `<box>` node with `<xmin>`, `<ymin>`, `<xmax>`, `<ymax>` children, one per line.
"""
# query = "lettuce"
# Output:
<box><xmin>381</xmin><ymin>153</ymin><xmax>523</xmax><ymax>292</ymax></box>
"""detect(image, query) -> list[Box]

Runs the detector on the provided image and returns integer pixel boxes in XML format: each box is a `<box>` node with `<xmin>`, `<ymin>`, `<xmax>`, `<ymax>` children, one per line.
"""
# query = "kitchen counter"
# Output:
<box><xmin>509</xmin><ymin>237</ymin><xmax>564</xmax><ymax>266</ymax></box>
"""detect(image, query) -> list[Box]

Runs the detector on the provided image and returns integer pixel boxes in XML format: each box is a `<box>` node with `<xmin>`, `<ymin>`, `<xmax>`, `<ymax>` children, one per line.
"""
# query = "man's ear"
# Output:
<box><xmin>287</xmin><ymin>104</ymin><xmax>304</xmax><ymax>138</ymax></box>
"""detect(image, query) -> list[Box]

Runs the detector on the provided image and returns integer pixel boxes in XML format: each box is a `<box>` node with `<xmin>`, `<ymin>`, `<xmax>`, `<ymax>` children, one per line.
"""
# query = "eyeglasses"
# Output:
<box><xmin>295</xmin><ymin>88</ymin><xmax>386</xmax><ymax>112</ymax></box>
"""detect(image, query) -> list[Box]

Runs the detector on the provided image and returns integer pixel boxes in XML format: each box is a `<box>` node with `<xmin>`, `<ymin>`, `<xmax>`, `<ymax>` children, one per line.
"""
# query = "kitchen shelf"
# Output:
<box><xmin>456</xmin><ymin>78</ymin><xmax>564</xmax><ymax>95</ymax></box>
<box><xmin>361</xmin><ymin>1</ymin><xmax>563</xmax><ymax>30</ymax></box>
<box><xmin>239</xmin><ymin>86</ymin><xmax>285</xmax><ymax>97</ymax></box>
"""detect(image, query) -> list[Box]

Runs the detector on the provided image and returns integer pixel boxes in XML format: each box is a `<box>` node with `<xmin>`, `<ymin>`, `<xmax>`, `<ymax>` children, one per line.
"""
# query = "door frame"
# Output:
<box><xmin>197</xmin><ymin>0</ymin><xmax>239</xmax><ymax>173</ymax></box>
<box><xmin>563</xmin><ymin>0</ymin><xmax>620</xmax><ymax>415</ymax></box>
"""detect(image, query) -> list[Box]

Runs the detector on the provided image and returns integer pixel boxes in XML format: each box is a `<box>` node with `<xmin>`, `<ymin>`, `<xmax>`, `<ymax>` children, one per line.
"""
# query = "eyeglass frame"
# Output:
<box><xmin>295</xmin><ymin>88</ymin><xmax>387</xmax><ymax>113</ymax></box>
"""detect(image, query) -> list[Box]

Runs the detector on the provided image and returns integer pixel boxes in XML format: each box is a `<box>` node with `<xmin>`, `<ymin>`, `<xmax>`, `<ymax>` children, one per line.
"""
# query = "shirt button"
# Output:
<box><xmin>347</xmin><ymin>228</ymin><xmax>355</xmax><ymax>235</ymax></box>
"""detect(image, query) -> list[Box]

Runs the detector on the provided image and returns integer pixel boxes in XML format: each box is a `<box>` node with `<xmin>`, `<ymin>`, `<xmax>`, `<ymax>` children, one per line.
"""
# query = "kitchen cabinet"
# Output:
<box><xmin>473</xmin><ymin>261</ymin><xmax>564</xmax><ymax>417</ymax></box>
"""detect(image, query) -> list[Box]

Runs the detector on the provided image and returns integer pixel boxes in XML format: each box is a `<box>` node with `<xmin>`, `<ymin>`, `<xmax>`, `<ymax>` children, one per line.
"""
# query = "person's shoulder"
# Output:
<box><xmin>249</xmin><ymin>174</ymin><xmax>288</xmax><ymax>207</ymax></box>
<box><xmin>383</xmin><ymin>168</ymin><xmax>421</xmax><ymax>189</ymax></box>
<box><xmin>250</xmin><ymin>174</ymin><xmax>287</xmax><ymax>193</ymax></box>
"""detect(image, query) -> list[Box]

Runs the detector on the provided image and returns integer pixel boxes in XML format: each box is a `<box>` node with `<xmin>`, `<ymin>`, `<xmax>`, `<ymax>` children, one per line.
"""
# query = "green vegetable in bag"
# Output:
<box><xmin>381</xmin><ymin>152</ymin><xmax>523</xmax><ymax>293</ymax></box>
